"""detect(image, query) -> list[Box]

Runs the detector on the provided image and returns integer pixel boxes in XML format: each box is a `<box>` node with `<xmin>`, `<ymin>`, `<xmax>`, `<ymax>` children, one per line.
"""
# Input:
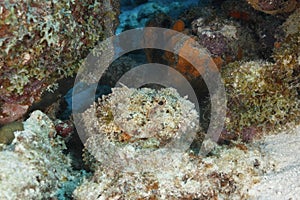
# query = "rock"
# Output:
<box><xmin>0</xmin><ymin>0</ymin><xmax>120</xmax><ymax>124</ymax></box>
<box><xmin>0</xmin><ymin>121</ymin><xmax>23</xmax><ymax>145</ymax></box>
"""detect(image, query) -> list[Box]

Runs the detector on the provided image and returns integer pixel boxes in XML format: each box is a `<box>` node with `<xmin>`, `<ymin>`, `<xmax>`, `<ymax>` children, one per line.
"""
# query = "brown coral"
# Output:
<box><xmin>247</xmin><ymin>0</ymin><xmax>297</xmax><ymax>14</ymax></box>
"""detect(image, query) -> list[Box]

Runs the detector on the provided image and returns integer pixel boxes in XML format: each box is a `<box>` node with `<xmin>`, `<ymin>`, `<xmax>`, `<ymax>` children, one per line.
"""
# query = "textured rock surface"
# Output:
<box><xmin>0</xmin><ymin>110</ymin><xmax>75</xmax><ymax>199</ymax></box>
<box><xmin>117</xmin><ymin>0</ymin><xmax>198</xmax><ymax>33</ymax></box>
<box><xmin>80</xmin><ymin>86</ymin><xmax>200</xmax><ymax>171</ymax></box>
<box><xmin>74</xmin><ymin>140</ymin><xmax>267</xmax><ymax>199</ymax></box>
<box><xmin>246</xmin><ymin>0</ymin><xmax>298</xmax><ymax>14</ymax></box>
<box><xmin>73</xmin><ymin>86</ymin><xmax>270</xmax><ymax>199</ymax></box>
<box><xmin>221</xmin><ymin>60</ymin><xmax>300</xmax><ymax>141</ymax></box>
<box><xmin>0</xmin><ymin>0</ymin><xmax>120</xmax><ymax>124</ymax></box>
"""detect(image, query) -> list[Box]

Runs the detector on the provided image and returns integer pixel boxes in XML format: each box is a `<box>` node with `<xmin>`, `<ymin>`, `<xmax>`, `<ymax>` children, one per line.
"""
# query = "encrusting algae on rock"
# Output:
<box><xmin>0</xmin><ymin>0</ymin><xmax>120</xmax><ymax>124</ymax></box>
<box><xmin>220</xmin><ymin>6</ymin><xmax>300</xmax><ymax>142</ymax></box>
<box><xmin>74</xmin><ymin>145</ymin><xmax>268</xmax><ymax>199</ymax></box>
<box><xmin>0</xmin><ymin>110</ymin><xmax>81</xmax><ymax>199</ymax></box>
<box><xmin>72</xmin><ymin>86</ymin><xmax>271</xmax><ymax>199</ymax></box>
<box><xmin>1</xmin><ymin>1</ymin><xmax>300</xmax><ymax>199</ymax></box>
<box><xmin>221</xmin><ymin>60</ymin><xmax>300</xmax><ymax>142</ymax></box>
<box><xmin>0</xmin><ymin>121</ymin><xmax>23</xmax><ymax>145</ymax></box>
<box><xmin>246</xmin><ymin>0</ymin><xmax>298</xmax><ymax>15</ymax></box>
<box><xmin>72</xmin><ymin>4</ymin><xmax>300</xmax><ymax>198</ymax></box>
<box><xmin>80</xmin><ymin>86</ymin><xmax>200</xmax><ymax>171</ymax></box>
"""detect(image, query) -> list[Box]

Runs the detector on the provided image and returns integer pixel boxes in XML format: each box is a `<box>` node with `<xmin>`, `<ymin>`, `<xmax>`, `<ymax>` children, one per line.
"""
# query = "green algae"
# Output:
<box><xmin>0</xmin><ymin>121</ymin><xmax>24</xmax><ymax>145</ymax></box>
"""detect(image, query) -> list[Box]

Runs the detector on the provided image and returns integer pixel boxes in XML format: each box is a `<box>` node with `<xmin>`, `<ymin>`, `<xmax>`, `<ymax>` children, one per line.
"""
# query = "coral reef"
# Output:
<box><xmin>139</xmin><ymin>1</ymin><xmax>299</xmax><ymax>143</ymax></box>
<box><xmin>220</xmin><ymin>6</ymin><xmax>300</xmax><ymax>141</ymax></box>
<box><xmin>0</xmin><ymin>110</ymin><xmax>79</xmax><ymax>199</ymax></box>
<box><xmin>74</xmin><ymin>142</ymin><xmax>267</xmax><ymax>199</ymax></box>
<box><xmin>0</xmin><ymin>111</ymin><xmax>82</xmax><ymax>199</ymax></box>
<box><xmin>80</xmin><ymin>86</ymin><xmax>200</xmax><ymax>170</ymax></box>
<box><xmin>221</xmin><ymin>60</ymin><xmax>300</xmax><ymax>141</ymax></box>
<box><xmin>53</xmin><ymin>2</ymin><xmax>300</xmax><ymax>199</ymax></box>
<box><xmin>246</xmin><ymin>0</ymin><xmax>298</xmax><ymax>14</ymax></box>
<box><xmin>74</xmin><ymin>86</ymin><xmax>268</xmax><ymax>199</ymax></box>
<box><xmin>1</xmin><ymin>0</ymin><xmax>299</xmax><ymax>198</ymax></box>
<box><xmin>145</xmin><ymin>0</ymin><xmax>283</xmax><ymax>81</ymax></box>
<box><xmin>116</xmin><ymin>0</ymin><xmax>198</xmax><ymax>33</ymax></box>
<box><xmin>191</xmin><ymin>16</ymin><xmax>259</xmax><ymax>67</ymax></box>
<box><xmin>274</xmin><ymin>7</ymin><xmax>300</xmax><ymax>73</ymax></box>
<box><xmin>0</xmin><ymin>0</ymin><xmax>119</xmax><ymax>124</ymax></box>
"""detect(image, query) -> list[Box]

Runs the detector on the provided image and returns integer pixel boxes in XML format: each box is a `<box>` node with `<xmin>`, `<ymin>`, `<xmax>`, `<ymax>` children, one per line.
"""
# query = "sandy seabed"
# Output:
<box><xmin>248</xmin><ymin>125</ymin><xmax>300</xmax><ymax>199</ymax></box>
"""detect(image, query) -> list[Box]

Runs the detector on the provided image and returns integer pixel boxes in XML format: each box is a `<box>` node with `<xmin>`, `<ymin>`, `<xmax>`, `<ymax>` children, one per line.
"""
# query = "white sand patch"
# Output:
<box><xmin>248</xmin><ymin>126</ymin><xmax>300</xmax><ymax>199</ymax></box>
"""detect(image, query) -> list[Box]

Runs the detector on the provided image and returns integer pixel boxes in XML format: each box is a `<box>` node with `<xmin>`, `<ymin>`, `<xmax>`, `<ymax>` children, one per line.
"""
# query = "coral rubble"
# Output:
<box><xmin>0</xmin><ymin>110</ymin><xmax>77</xmax><ymax>199</ymax></box>
<box><xmin>74</xmin><ymin>145</ymin><xmax>266</xmax><ymax>199</ymax></box>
